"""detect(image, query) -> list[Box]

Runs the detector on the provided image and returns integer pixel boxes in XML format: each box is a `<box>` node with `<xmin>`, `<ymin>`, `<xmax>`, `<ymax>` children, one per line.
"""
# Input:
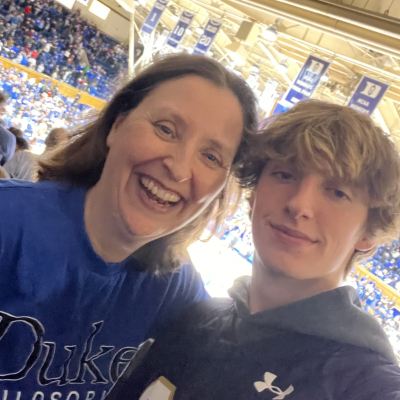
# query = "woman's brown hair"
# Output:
<box><xmin>37</xmin><ymin>54</ymin><xmax>258</xmax><ymax>273</ymax></box>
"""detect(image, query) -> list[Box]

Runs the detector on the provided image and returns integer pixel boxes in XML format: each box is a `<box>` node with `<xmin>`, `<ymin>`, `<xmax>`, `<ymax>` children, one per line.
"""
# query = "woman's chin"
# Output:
<box><xmin>121</xmin><ymin>210</ymin><xmax>169</xmax><ymax>240</ymax></box>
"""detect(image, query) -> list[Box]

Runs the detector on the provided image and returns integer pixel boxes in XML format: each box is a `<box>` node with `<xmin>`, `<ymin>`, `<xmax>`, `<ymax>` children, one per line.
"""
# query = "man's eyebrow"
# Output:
<box><xmin>325</xmin><ymin>176</ymin><xmax>359</xmax><ymax>192</ymax></box>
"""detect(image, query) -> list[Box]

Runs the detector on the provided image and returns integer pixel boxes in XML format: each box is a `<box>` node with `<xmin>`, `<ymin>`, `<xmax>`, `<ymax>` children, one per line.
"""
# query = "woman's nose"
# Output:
<box><xmin>162</xmin><ymin>148</ymin><xmax>193</xmax><ymax>183</ymax></box>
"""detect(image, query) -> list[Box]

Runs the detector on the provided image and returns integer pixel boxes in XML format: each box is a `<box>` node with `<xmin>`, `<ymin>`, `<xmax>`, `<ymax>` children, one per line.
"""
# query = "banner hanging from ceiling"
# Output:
<box><xmin>166</xmin><ymin>10</ymin><xmax>195</xmax><ymax>48</ymax></box>
<box><xmin>347</xmin><ymin>76</ymin><xmax>390</xmax><ymax>115</ymax></box>
<box><xmin>193</xmin><ymin>19</ymin><xmax>222</xmax><ymax>56</ymax></box>
<box><xmin>141</xmin><ymin>0</ymin><xmax>169</xmax><ymax>35</ymax></box>
<box><xmin>55</xmin><ymin>0</ymin><xmax>75</xmax><ymax>8</ymax></box>
<box><xmin>280</xmin><ymin>54</ymin><xmax>331</xmax><ymax>109</ymax></box>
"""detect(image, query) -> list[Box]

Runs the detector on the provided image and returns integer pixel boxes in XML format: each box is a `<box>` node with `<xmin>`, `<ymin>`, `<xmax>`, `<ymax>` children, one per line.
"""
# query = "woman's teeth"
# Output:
<box><xmin>140</xmin><ymin>176</ymin><xmax>181</xmax><ymax>203</ymax></box>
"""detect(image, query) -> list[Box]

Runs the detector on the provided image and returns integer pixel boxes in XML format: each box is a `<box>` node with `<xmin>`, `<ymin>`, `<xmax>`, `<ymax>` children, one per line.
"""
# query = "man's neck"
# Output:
<box><xmin>249</xmin><ymin>254</ymin><xmax>342</xmax><ymax>314</ymax></box>
<box><xmin>84</xmin><ymin>183</ymin><xmax>149</xmax><ymax>264</ymax></box>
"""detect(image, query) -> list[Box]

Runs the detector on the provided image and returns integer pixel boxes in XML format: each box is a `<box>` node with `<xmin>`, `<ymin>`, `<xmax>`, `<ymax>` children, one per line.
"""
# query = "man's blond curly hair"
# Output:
<box><xmin>236</xmin><ymin>99</ymin><xmax>400</xmax><ymax>275</ymax></box>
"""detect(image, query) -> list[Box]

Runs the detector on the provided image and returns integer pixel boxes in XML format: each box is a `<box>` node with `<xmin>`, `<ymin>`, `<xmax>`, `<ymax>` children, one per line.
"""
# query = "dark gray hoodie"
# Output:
<box><xmin>108</xmin><ymin>276</ymin><xmax>400</xmax><ymax>400</ymax></box>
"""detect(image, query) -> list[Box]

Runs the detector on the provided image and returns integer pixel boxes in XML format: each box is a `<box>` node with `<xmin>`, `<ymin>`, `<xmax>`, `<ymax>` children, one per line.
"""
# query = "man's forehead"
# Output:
<box><xmin>266</xmin><ymin>158</ymin><xmax>364</xmax><ymax>187</ymax></box>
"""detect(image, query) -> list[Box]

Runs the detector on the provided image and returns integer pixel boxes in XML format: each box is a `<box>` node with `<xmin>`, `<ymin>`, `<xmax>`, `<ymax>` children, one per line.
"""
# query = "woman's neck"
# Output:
<box><xmin>84</xmin><ymin>184</ymin><xmax>147</xmax><ymax>263</ymax></box>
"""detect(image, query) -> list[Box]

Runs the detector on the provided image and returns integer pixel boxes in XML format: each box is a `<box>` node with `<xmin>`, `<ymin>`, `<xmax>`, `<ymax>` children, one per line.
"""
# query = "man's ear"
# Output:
<box><xmin>247</xmin><ymin>191</ymin><xmax>255</xmax><ymax>221</ymax></box>
<box><xmin>106</xmin><ymin>114</ymin><xmax>126</xmax><ymax>148</ymax></box>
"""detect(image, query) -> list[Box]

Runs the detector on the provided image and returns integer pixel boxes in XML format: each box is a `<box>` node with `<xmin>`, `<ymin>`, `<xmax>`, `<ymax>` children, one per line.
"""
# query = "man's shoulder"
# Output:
<box><xmin>151</xmin><ymin>296</ymin><xmax>231</xmax><ymax>340</ymax></box>
<box><xmin>144</xmin><ymin>261</ymin><xmax>210</xmax><ymax>338</ymax></box>
<box><xmin>324</xmin><ymin>344</ymin><xmax>400</xmax><ymax>399</ymax></box>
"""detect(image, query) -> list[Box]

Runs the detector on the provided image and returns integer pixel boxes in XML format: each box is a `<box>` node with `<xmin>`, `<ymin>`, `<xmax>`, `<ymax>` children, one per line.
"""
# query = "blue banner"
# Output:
<box><xmin>347</xmin><ymin>76</ymin><xmax>390</xmax><ymax>115</ymax></box>
<box><xmin>281</xmin><ymin>55</ymin><xmax>330</xmax><ymax>108</ymax></box>
<box><xmin>166</xmin><ymin>10</ymin><xmax>195</xmax><ymax>48</ymax></box>
<box><xmin>273</xmin><ymin>102</ymin><xmax>290</xmax><ymax>115</ymax></box>
<box><xmin>141</xmin><ymin>0</ymin><xmax>169</xmax><ymax>35</ymax></box>
<box><xmin>193</xmin><ymin>19</ymin><xmax>222</xmax><ymax>56</ymax></box>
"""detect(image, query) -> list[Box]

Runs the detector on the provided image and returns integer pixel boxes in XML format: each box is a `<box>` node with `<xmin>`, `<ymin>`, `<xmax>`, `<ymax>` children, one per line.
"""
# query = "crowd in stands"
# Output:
<box><xmin>0</xmin><ymin>0</ymin><xmax>128</xmax><ymax>100</ymax></box>
<box><xmin>216</xmin><ymin>206</ymin><xmax>254</xmax><ymax>262</ymax></box>
<box><xmin>362</xmin><ymin>242</ymin><xmax>400</xmax><ymax>291</ymax></box>
<box><xmin>349</xmin><ymin>270</ymin><xmax>400</xmax><ymax>361</ymax></box>
<box><xmin>0</xmin><ymin>62</ymin><xmax>92</xmax><ymax>141</ymax></box>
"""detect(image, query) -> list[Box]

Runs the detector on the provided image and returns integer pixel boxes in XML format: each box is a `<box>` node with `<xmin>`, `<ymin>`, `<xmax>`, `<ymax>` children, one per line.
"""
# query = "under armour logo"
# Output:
<box><xmin>254</xmin><ymin>372</ymin><xmax>294</xmax><ymax>399</ymax></box>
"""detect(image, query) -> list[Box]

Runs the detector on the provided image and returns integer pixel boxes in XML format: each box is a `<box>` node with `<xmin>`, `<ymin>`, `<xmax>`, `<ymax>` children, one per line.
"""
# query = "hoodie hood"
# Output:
<box><xmin>228</xmin><ymin>275</ymin><xmax>397</xmax><ymax>364</ymax></box>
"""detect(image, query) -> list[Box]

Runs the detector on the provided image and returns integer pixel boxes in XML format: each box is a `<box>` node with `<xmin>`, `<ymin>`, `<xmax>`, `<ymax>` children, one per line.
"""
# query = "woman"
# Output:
<box><xmin>0</xmin><ymin>54</ymin><xmax>257</xmax><ymax>397</ymax></box>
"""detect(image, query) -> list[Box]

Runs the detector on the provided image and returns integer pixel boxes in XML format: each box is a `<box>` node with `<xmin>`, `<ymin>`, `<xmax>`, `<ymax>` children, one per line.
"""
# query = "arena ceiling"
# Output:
<box><xmin>112</xmin><ymin>0</ymin><xmax>400</xmax><ymax>148</ymax></box>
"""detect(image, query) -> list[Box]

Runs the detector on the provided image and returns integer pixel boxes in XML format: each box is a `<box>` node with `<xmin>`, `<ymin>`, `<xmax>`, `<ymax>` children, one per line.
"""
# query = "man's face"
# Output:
<box><xmin>251</xmin><ymin>160</ymin><xmax>373</xmax><ymax>281</ymax></box>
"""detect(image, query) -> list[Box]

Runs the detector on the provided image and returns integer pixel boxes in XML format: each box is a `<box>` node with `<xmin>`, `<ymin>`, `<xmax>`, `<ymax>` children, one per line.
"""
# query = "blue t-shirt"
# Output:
<box><xmin>0</xmin><ymin>180</ymin><xmax>208</xmax><ymax>397</ymax></box>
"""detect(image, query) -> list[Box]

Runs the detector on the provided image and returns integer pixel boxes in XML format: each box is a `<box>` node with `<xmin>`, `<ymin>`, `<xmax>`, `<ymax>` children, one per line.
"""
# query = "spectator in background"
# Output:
<box><xmin>0</xmin><ymin>91</ymin><xmax>15</xmax><ymax>165</ymax></box>
<box><xmin>4</xmin><ymin>134</ymin><xmax>35</xmax><ymax>180</ymax></box>
<box><xmin>8</xmin><ymin>126</ymin><xmax>23</xmax><ymax>138</ymax></box>
<box><xmin>44</xmin><ymin>127</ymin><xmax>68</xmax><ymax>152</ymax></box>
<box><xmin>36</xmin><ymin>62</ymin><xmax>44</xmax><ymax>73</ymax></box>
<box><xmin>0</xmin><ymin>164</ymin><xmax>9</xmax><ymax>178</ymax></box>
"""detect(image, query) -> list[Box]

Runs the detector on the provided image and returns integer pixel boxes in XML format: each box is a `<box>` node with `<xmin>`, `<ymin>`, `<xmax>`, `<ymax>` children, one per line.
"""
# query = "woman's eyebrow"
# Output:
<box><xmin>152</xmin><ymin>106</ymin><xmax>188</xmax><ymax>129</ymax></box>
<box><xmin>152</xmin><ymin>107</ymin><xmax>234</xmax><ymax>158</ymax></box>
<box><xmin>206</xmin><ymin>138</ymin><xmax>234</xmax><ymax>159</ymax></box>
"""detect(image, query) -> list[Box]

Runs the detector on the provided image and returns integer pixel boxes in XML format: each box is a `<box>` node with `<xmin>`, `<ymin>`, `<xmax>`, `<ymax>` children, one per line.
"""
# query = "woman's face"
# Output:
<box><xmin>101</xmin><ymin>75</ymin><xmax>244</xmax><ymax>240</ymax></box>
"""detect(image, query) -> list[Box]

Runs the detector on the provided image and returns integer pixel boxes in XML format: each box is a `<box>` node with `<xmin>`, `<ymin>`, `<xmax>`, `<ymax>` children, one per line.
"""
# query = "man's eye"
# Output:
<box><xmin>331</xmin><ymin>189</ymin><xmax>349</xmax><ymax>200</ymax></box>
<box><xmin>274</xmin><ymin>171</ymin><xmax>294</xmax><ymax>180</ymax></box>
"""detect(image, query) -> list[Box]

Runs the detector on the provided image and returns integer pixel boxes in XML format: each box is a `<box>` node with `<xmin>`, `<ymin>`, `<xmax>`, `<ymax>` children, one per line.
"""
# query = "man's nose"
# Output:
<box><xmin>285</xmin><ymin>175</ymin><xmax>319</xmax><ymax>220</ymax></box>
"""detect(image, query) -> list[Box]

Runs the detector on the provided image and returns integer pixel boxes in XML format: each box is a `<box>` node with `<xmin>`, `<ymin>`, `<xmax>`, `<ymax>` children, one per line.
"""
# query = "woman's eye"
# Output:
<box><xmin>206</xmin><ymin>154</ymin><xmax>218</xmax><ymax>163</ymax></box>
<box><xmin>157</xmin><ymin>124</ymin><xmax>172</xmax><ymax>135</ymax></box>
<box><xmin>155</xmin><ymin>124</ymin><xmax>174</xmax><ymax>136</ymax></box>
<box><xmin>204</xmin><ymin>153</ymin><xmax>222</xmax><ymax>166</ymax></box>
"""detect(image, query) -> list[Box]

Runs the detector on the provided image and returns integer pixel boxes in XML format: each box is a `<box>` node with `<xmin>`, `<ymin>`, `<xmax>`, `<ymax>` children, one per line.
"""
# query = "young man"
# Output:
<box><xmin>107</xmin><ymin>100</ymin><xmax>400</xmax><ymax>400</ymax></box>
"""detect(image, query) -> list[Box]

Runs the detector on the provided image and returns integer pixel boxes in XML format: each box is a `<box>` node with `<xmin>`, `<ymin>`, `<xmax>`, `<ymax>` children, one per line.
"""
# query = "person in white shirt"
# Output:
<box><xmin>14</xmin><ymin>53</ymin><xmax>23</xmax><ymax>64</ymax></box>
<box><xmin>28</xmin><ymin>56</ymin><xmax>36</xmax><ymax>69</ymax></box>
<box><xmin>36</xmin><ymin>63</ymin><xmax>45</xmax><ymax>73</ymax></box>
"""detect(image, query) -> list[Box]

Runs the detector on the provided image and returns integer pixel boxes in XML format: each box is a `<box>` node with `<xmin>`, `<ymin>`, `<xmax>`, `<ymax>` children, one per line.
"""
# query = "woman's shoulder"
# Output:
<box><xmin>0</xmin><ymin>180</ymin><xmax>84</xmax><ymax>224</ymax></box>
<box><xmin>0</xmin><ymin>180</ymin><xmax>86</xmax><ymax>253</ymax></box>
<box><xmin>0</xmin><ymin>179</ymin><xmax>66</xmax><ymax>201</ymax></box>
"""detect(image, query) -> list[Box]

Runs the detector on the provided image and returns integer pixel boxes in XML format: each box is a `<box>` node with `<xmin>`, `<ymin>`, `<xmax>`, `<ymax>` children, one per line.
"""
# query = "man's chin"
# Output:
<box><xmin>260</xmin><ymin>260</ymin><xmax>310</xmax><ymax>281</ymax></box>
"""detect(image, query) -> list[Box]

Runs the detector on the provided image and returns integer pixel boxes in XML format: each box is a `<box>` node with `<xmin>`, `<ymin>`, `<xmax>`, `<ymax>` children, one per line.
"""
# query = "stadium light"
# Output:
<box><xmin>195</xmin><ymin>26</ymin><xmax>204</xmax><ymax>35</ymax></box>
<box><xmin>262</xmin><ymin>26</ymin><xmax>277</xmax><ymax>42</ymax></box>
<box><xmin>277</xmin><ymin>59</ymin><xmax>289</xmax><ymax>74</ymax></box>
<box><xmin>250</xmin><ymin>64</ymin><xmax>260</xmax><ymax>73</ymax></box>
<box><xmin>321</xmin><ymin>73</ymin><xmax>329</xmax><ymax>82</ymax></box>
